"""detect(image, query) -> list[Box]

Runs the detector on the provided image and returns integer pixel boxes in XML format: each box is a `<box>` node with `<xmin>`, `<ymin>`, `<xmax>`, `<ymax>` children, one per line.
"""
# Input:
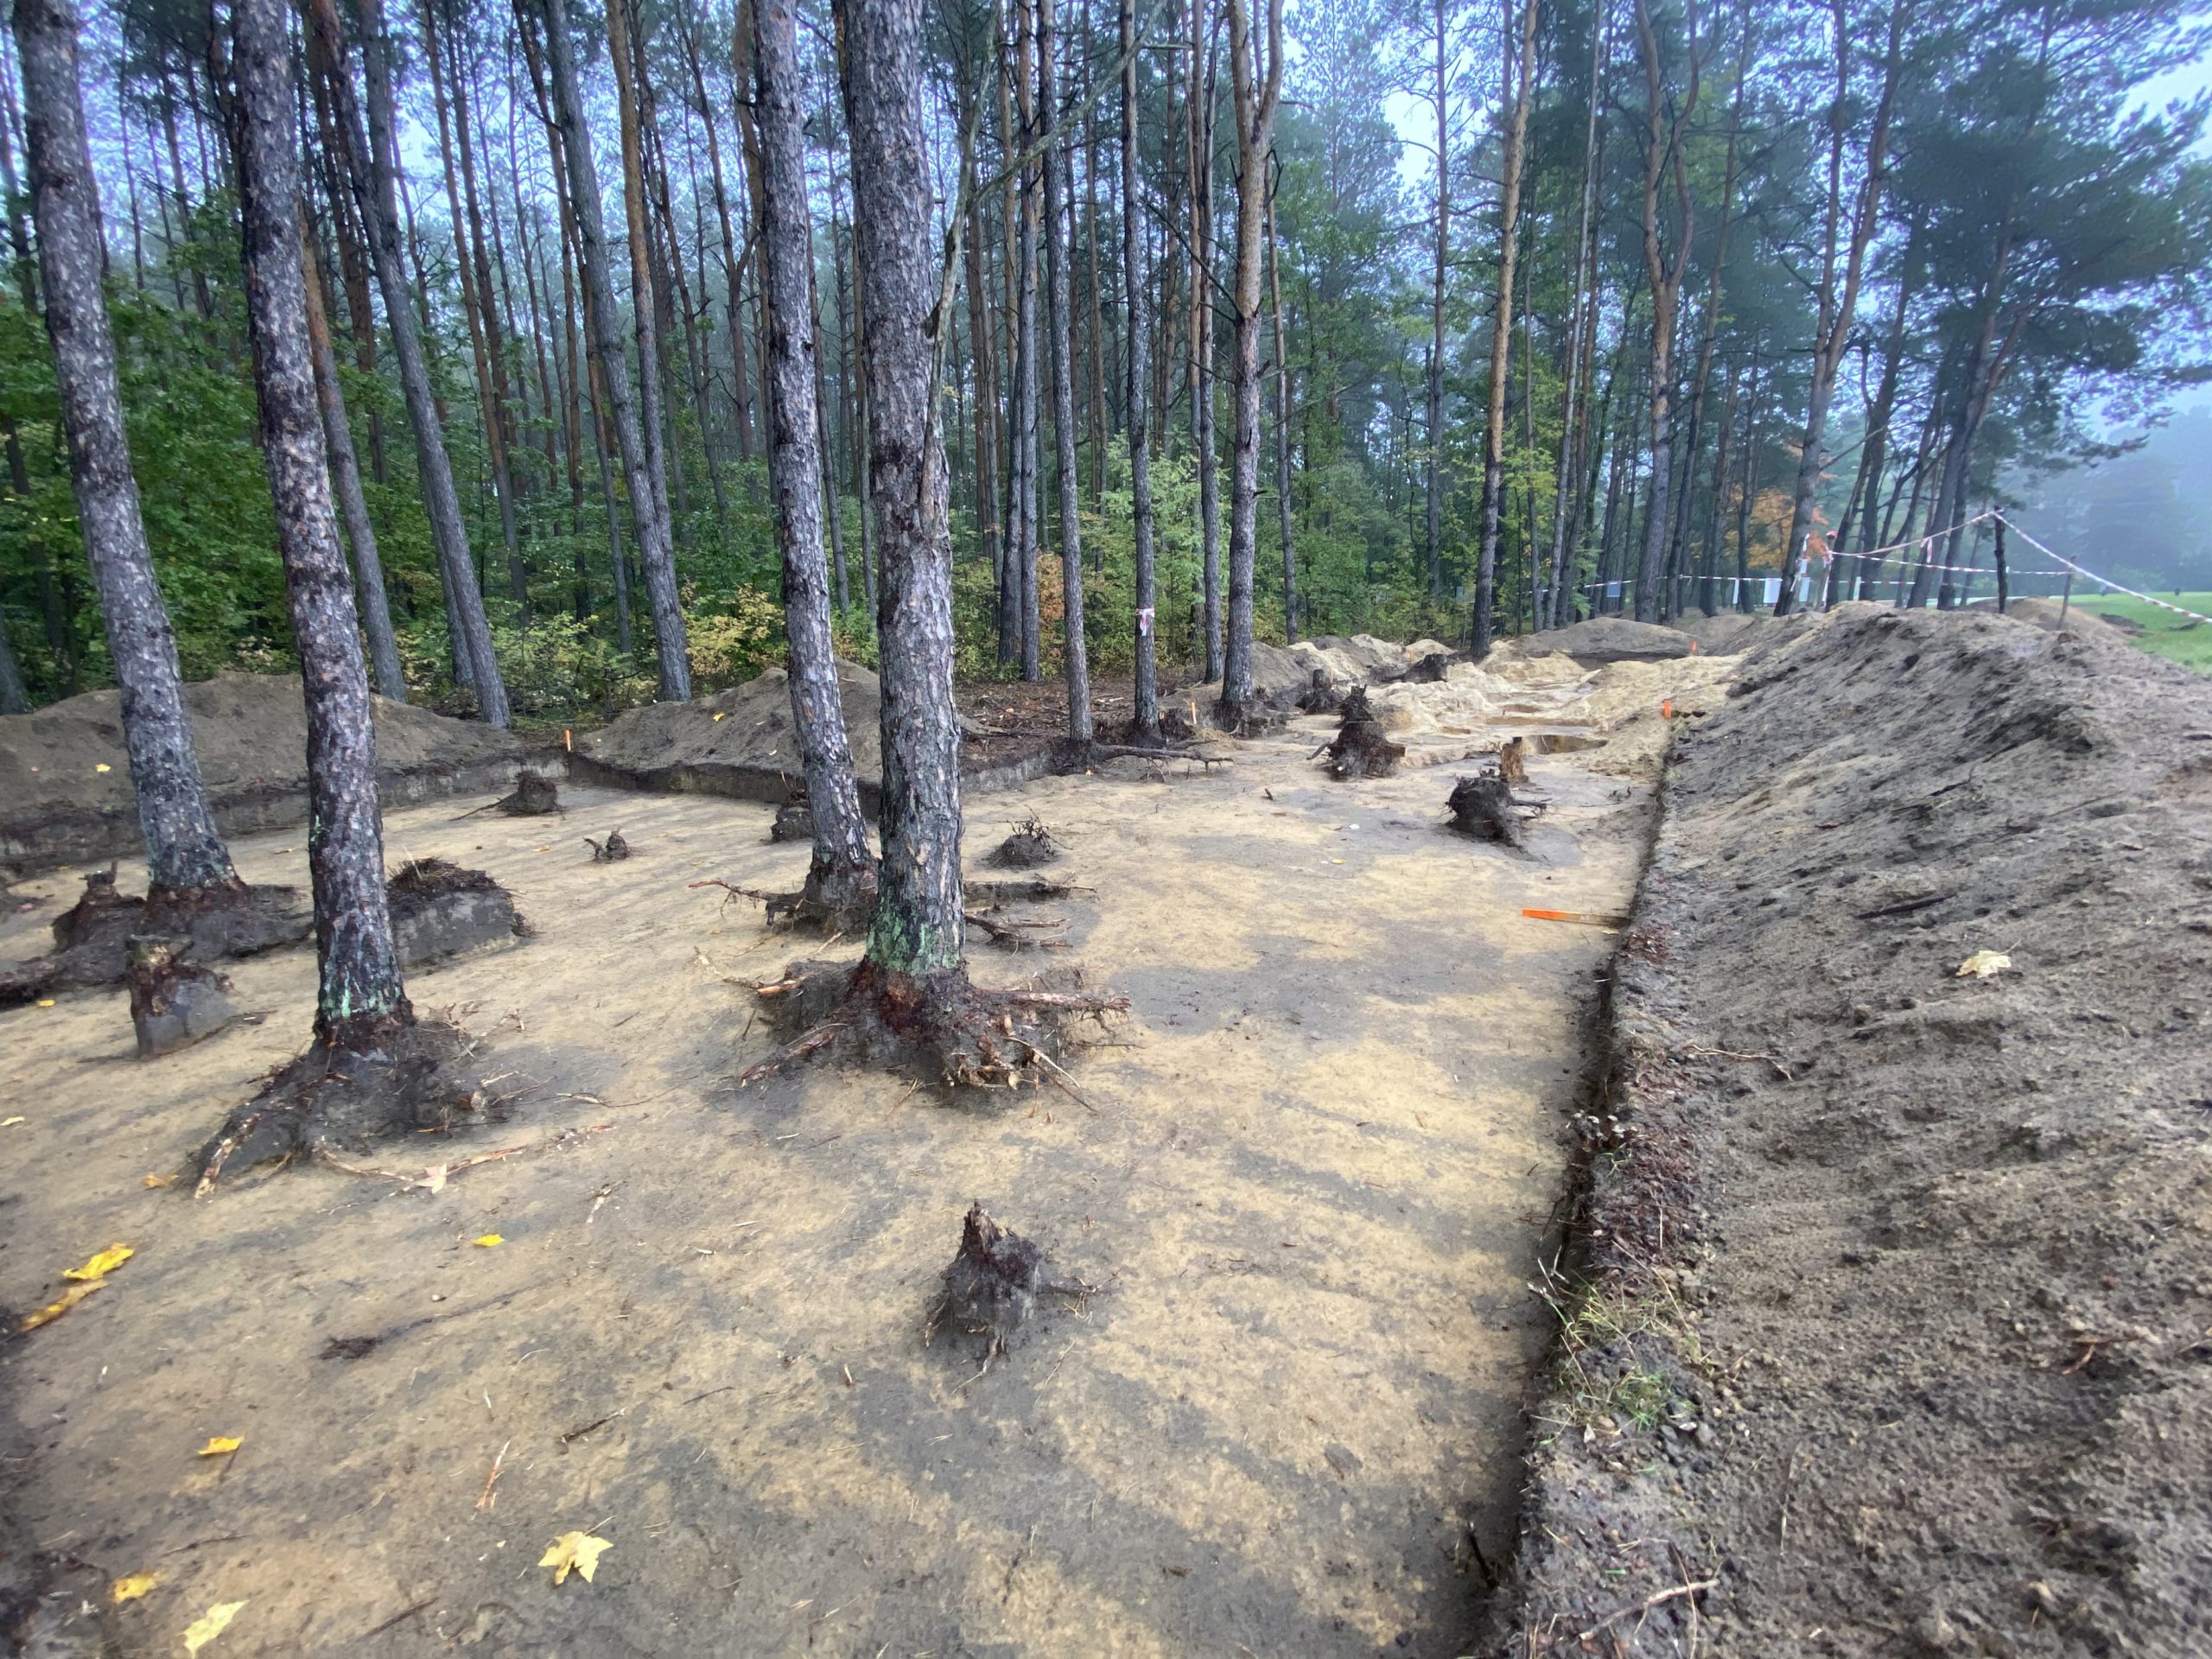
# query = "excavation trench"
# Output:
<box><xmin>0</xmin><ymin>695</ymin><xmax>1652</xmax><ymax>1656</ymax></box>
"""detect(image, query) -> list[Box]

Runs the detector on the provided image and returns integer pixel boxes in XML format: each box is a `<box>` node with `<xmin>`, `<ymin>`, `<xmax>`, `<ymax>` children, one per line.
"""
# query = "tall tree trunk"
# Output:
<box><xmin>1629</xmin><ymin>0</ymin><xmax>1699</xmax><ymax>623</ymax></box>
<box><xmin>1190</xmin><ymin>0</ymin><xmax>1222</xmax><ymax>680</ymax></box>
<box><xmin>838</xmin><ymin>0</ymin><xmax>966</xmax><ymax>980</ymax></box>
<box><xmin>688</xmin><ymin>16</ymin><xmax>754</xmax><ymax>465</ymax></box>
<box><xmin>960</xmin><ymin>65</ymin><xmax>1002</xmax><ymax>602</ymax></box>
<box><xmin>1266</xmin><ymin>178</ymin><xmax>1296</xmax><ymax>642</ymax></box>
<box><xmin>299</xmin><ymin>225</ymin><xmax>406</xmax><ymax>700</ymax></box>
<box><xmin>542</xmin><ymin>0</ymin><xmax>690</xmax><ymax>697</ymax></box>
<box><xmin>15</xmin><ymin>0</ymin><xmax>240</xmax><ymax>895</ymax></box>
<box><xmin>1122</xmin><ymin>0</ymin><xmax>1160</xmax><ymax>741</ymax></box>
<box><xmin>1011</xmin><ymin>0</ymin><xmax>1042</xmax><ymax>681</ymax></box>
<box><xmin>1039</xmin><ymin>0</ymin><xmax>1091</xmax><ymax>741</ymax></box>
<box><xmin>754</xmin><ymin>0</ymin><xmax>875</xmax><ymax>918</ymax></box>
<box><xmin>1471</xmin><ymin>0</ymin><xmax>1537</xmax><ymax>655</ymax></box>
<box><xmin>1423</xmin><ymin>0</ymin><xmax>1447</xmax><ymax>601</ymax></box>
<box><xmin>1776</xmin><ymin>0</ymin><xmax>1902</xmax><ymax>616</ymax></box>
<box><xmin>1217</xmin><ymin>0</ymin><xmax>1281</xmax><ymax>715</ymax></box>
<box><xmin>232</xmin><ymin>0</ymin><xmax>409</xmax><ymax>1047</ymax></box>
<box><xmin>312</xmin><ymin>0</ymin><xmax>508</xmax><ymax>723</ymax></box>
<box><xmin>1544</xmin><ymin>0</ymin><xmax>1606</xmax><ymax>632</ymax></box>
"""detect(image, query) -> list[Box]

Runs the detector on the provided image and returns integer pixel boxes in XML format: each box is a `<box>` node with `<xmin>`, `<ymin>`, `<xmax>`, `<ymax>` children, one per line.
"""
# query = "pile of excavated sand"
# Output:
<box><xmin>575</xmin><ymin>659</ymin><xmax>885</xmax><ymax>801</ymax></box>
<box><xmin>1510</xmin><ymin>616</ymin><xmax>1694</xmax><ymax>664</ymax></box>
<box><xmin>2001</xmin><ymin>595</ymin><xmax>2134</xmax><ymax>640</ymax></box>
<box><xmin>1364</xmin><ymin>662</ymin><xmax>1517</xmax><ymax>739</ymax></box>
<box><xmin>0</xmin><ymin>672</ymin><xmax>528</xmax><ymax>873</ymax></box>
<box><xmin>1503</xmin><ymin>605</ymin><xmax>2212</xmax><ymax>1656</ymax></box>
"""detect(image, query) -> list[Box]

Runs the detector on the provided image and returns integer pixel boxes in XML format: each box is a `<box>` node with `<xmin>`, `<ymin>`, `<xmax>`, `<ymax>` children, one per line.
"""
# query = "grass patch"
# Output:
<box><xmin>2071</xmin><ymin>592</ymin><xmax>2212</xmax><ymax>674</ymax></box>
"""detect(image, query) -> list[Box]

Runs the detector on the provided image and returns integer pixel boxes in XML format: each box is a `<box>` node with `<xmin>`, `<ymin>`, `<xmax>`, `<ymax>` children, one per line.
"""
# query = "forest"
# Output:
<box><xmin>1</xmin><ymin>0</ymin><xmax>2204</xmax><ymax>721</ymax></box>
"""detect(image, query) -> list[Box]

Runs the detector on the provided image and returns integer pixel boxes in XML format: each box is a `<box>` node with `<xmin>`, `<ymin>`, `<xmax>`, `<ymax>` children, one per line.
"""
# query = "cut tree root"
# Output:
<box><xmin>0</xmin><ymin>872</ymin><xmax>309</xmax><ymax>1007</ymax></box>
<box><xmin>990</xmin><ymin>817</ymin><xmax>1063</xmax><ymax>868</ymax></box>
<box><xmin>584</xmin><ymin>829</ymin><xmax>632</xmax><ymax>862</ymax></box>
<box><xmin>768</xmin><ymin>791</ymin><xmax>815</xmax><ymax>844</ymax></box>
<box><xmin>966</xmin><ymin>908</ymin><xmax>1067</xmax><ymax>951</ymax></box>
<box><xmin>1321</xmin><ymin>688</ymin><xmax>1405</xmax><ymax>780</ymax></box>
<box><xmin>738</xmin><ymin>958</ymin><xmax>1126</xmax><ymax>1091</ymax></box>
<box><xmin>964</xmin><ymin>877</ymin><xmax>1085</xmax><ymax>906</ymax></box>
<box><xmin>454</xmin><ymin>772</ymin><xmax>561</xmax><ymax>819</ymax></box>
<box><xmin>693</xmin><ymin>855</ymin><xmax>880</xmax><ymax>936</ymax></box>
<box><xmin>194</xmin><ymin>1016</ymin><xmax>487</xmax><ymax>1194</ymax></box>
<box><xmin>1497</xmin><ymin>734</ymin><xmax>1529</xmax><ymax>788</ymax></box>
<box><xmin>925</xmin><ymin>1203</ymin><xmax>1096</xmax><ymax>1361</ymax></box>
<box><xmin>127</xmin><ymin>937</ymin><xmax>236</xmax><ymax>1058</ymax></box>
<box><xmin>1297</xmin><ymin>671</ymin><xmax>1344</xmax><ymax>715</ymax></box>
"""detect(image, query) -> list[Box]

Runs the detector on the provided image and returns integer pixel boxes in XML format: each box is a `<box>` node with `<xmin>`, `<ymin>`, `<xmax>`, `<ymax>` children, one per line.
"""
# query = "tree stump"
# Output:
<box><xmin>126</xmin><ymin>938</ymin><xmax>236</xmax><ymax>1058</ymax></box>
<box><xmin>1447</xmin><ymin>771</ymin><xmax>1527</xmax><ymax>849</ymax></box>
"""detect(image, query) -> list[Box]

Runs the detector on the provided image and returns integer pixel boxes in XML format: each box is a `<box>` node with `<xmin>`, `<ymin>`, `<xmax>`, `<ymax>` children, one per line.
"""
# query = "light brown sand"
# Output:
<box><xmin>0</xmin><ymin>715</ymin><xmax>1648</xmax><ymax>1657</ymax></box>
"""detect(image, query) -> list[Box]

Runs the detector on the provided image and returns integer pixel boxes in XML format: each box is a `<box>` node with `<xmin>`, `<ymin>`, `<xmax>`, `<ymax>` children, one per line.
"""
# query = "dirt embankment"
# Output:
<box><xmin>1500</xmin><ymin>608</ymin><xmax>2212</xmax><ymax>1656</ymax></box>
<box><xmin>571</xmin><ymin>659</ymin><xmax>1050</xmax><ymax>807</ymax></box>
<box><xmin>0</xmin><ymin>673</ymin><xmax>531</xmax><ymax>874</ymax></box>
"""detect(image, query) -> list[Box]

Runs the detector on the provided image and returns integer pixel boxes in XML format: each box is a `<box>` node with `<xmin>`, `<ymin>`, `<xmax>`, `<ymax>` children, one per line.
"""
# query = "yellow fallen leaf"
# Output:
<box><xmin>474</xmin><ymin>1234</ymin><xmax>505</xmax><ymax>1248</ymax></box>
<box><xmin>64</xmin><ymin>1243</ymin><xmax>135</xmax><ymax>1281</ymax></box>
<box><xmin>143</xmin><ymin>1173</ymin><xmax>177</xmax><ymax>1188</ymax></box>
<box><xmin>195</xmin><ymin>1436</ymin><xmax>241</xmax><ymax>1458</ymax></box>
<box><xmin>711</xmin><ymin>710</ymin><xmax>728</xmax><ymax>721</ymax></box>
<box><xmin>539</xmin><ymin>1530</ymin><xmax>611</xmax><ymax>1585</ymax></box>
<box><xmin>182</xmin><ymin>1599</ymin><xmax>245</xmax><ymax>1655</ymax></box>
<box><xmin>94</xmin><ymin>762</ymin><xmax>111</xmax><ymax>772</ymax></box>
<box><xmin>35</xmin><ymin>998</ymin><xmax>54</xmax><ymax>1008</ymax></box>
<box><xmin>18</xmin><ymin>1280</ymin><xmax>102</xmax><ymax>1332</ymax></box>
<box><xmin>111</xmin><ymin>1570</ymin><xmax>158</xmax><ymax>1605</ymax></box>
<box><xmin>1956</xmin><ymin>950</ymin><xmax>2012</xmax><ymax>979</ymax></box>
<box><xmin>2</xmin><ymin>1116</ymin><xmax>23</xmax><ymax>1128</ymax></box>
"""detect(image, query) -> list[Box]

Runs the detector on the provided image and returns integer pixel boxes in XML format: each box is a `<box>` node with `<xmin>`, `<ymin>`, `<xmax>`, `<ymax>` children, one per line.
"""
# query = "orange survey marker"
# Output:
<box><xmin>1522</xmin><ymin>907</ymin><xmax>1630</xmax><ymax>929</ymax></box>
<box><xmin>1661</xmin><ymin>698</ymin><xmax>1675</xmax><ymax>719</ymax></box>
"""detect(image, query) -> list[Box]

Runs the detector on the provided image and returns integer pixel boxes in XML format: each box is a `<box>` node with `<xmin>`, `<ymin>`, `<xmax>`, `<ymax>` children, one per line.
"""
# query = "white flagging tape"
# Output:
<box><xmin>1996</xmin><ymin>516</ymin><xmax>2212</xmax><ymax>629</ymax></box>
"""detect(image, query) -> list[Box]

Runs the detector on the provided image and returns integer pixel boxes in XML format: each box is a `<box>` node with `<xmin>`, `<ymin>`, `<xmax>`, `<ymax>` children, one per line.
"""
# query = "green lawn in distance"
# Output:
<box><xmin>2069</xmin><ymin>591</ymin><xmax>2212</xmax><ymax>673</ymax></box>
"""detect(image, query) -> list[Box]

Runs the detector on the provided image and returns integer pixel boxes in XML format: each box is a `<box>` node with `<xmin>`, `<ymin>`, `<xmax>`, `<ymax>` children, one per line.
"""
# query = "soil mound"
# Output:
<box><xmin>2003</xmin><ymin>594</ymin><xmax>2133</xmax><ymax>641</ymax></box>
<box><xmin>0</xmin><ymin>672</ymin><xmax>528</xmax><ymax>872</ymax></box>
<box><xmin>1511</xmin><ymin>616</ymin><xmax>1694</xmax><ymax>665</ymax></box>
<box><xmin>1502</xmin><ymin>607</ymin><xmax>2212</xmax><ymax>1656</ymax></box>
<box><xmin>574</xmin><ymin>660</ymin><xmax>1019</xmax><ymax>806</ymax></box>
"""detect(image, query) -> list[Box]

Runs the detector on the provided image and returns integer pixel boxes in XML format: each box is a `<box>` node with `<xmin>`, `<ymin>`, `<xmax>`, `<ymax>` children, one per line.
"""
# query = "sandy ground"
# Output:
<box><xmin>1</xmin><ymin>713</ymin><xmax>1648</xmax><ymax>1657</ymax></box>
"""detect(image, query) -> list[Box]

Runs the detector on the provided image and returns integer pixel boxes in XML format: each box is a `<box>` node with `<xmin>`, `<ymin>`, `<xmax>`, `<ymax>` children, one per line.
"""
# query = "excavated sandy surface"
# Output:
<box><xmin>1</xmin><ymin>718</ymin><xmax>1649</xmax><ymax>1657</ymax></box>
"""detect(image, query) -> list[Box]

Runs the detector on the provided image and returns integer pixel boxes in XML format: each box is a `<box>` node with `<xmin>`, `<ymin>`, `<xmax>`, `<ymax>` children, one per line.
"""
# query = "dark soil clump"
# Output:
<box><xmin>386</xmin><ymin>859</ymin><xmax>525</xmax><ymax>967</ymax></box>
<box><xmin>1322</xmin><ymin>688</ymin><xmax>1404</xmax><ymax>779</ymax></box>
<box><xmin>1295</xmin><ymin>670</ymin><xmax>1344</xmax><ymax>714</ymax></box>
<box><xmin>925</xmin><ymin>1203</ymin><xmax>1094</xmax><ymax>1360</ymax></box>
<box><xmin>740</xmin><ymin>957</ymin><xmax>1124</xmax><ymax>1090</ymax></box>
<box><xmin>768</xmin><ymin>798</ymin><xmax>815</xmax><ymax>843</ymax></box>
<box><xmin>194</xmin><ymin>1016</ymin><xmax>486</xmax><ymax>1192</ymax></box>
<box><xmin>462</xmin><ymin>772</ymin><xmax>560</xmax><ymax>818</ymax></box>
<box><xmin>126</xmin><ymin>938</ymin><xmax>236</xmax><ymax>1058</ymax></box>
<box><xmin>989</xmin><ymin>817</ymin><xmax>1062</xmax><ymax>868</ymax></box>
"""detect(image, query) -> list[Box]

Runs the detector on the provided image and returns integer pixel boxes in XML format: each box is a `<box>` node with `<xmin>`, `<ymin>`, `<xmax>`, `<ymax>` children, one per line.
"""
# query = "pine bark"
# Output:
<box><xmin>838</xmin><ymin>0</ymin><xmax>966</xmax><ymax>978</ymax></box>
<box><xmin>231</xmin><ymin>0</ymin><xmax>410</xmax><ymax>1048</ymax></box>
<box><xmin>1039</xmin><ymin>0</ymin><xmax>1092</xmax><ymax>743</ymax></box>
<box><xmin>751</xmin><ymin>0</ymin><xmax>874</xmax><ymax>914</ymax></box>
<box><xmin>1629</xmin><ymin>0</ymin><xmax>1699</xmax><ymax>624</ymax></box>
<box><xmin>1121</xmin><ymin>0</ymin><xmax>1160</xmax><ymax>740</ymax></box>
<box><xmin>1217</xmin><ymin>0</ymin><xmax>1280</xmax><ymax>715</ymax></box>
<box><xmin>1189</xmin><ymin>0</ymin><xmax>1222</xmax><ymax>680</ymax></box>
<box><xmin>1423</xmin><ymin>0</ymin><xmax>1447</xmax><ymax>601</ymax></box>
<box><xmin>1266</xmin><ymin>180</ymin><xmax>1295</xmax><ymax>642</ymax></box>
<box><xmin>14</xmin><ymin>0</ymin><xmax>239</xmax><ymax>893</ymax></box>
<box><xmin>540</xmin><ymin>0</ymin><xmax>690</xmax><ymax>698</ymax></box>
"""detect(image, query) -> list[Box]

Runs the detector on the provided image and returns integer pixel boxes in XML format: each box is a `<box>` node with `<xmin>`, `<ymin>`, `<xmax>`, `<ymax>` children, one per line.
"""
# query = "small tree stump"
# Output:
<box><xmin>1447</xmin><ymin>771</ymin><xmax>1527</xmax><ymax>849</ymax></box>
<box><xmin>584</xmin><ymin>829</ymin><xmax>631</xmax><ymax>862</ymax></box>
<box><xmin>1497</xmin><ymin>735</ymin><xmax>1529</xmax><ymax>787</ymax></box>
<box><xmin>925</xmin><ymin>1203</ymin><xmax>1093</xmax><ymax>1360</ymax></box>
<box><xmin>990</xmin><ymin>817</ymin><xmax>1063</xmax><ymax>868</ymax></box>
<box><xmin>1324</xmin><ymin>689</ymin><xmax>1403</xmax><ymax>779</ymax></box>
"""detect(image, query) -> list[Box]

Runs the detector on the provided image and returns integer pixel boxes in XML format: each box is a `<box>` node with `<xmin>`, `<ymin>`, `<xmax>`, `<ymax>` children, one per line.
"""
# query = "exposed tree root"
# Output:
<box><xmin>1320</xmin><ymin>688</ymin><xmax>1405</xmax><ymax>779</ymax></box>
<box><xmin>990</xmin><ymin>816</ymin><xmax>1063</xmax><ymax>868</ymax></box>
<box><xmin>583</xmin><ymin>829</ymin><xmax>632</xmax><ymax>862</ymax></box>
<box><xmin>127</xmin><ymin>937</ymin><xmax>236</xmax><ymax>1058</ymax></box>
<box><xmin>1446</xmin><ymin>769</ymin><xmax>1545</xmax><ymax>849</ymax></box>
<box><xmin>454</xmin><ymin>772</ymin><xmax>561</xmax><ymax>819</ymax></box>
<box><xmin>737</xmin><ymin>958</ymin><xmax>1125</xmax><ymax>1091</ymax></box>
<box><xmin>1497</xmin><ymin>734</ymin><xmax>1529</xmax><ymax>787</ymax></box>
<box><xmin>0</xmin><ymin>871</ymin><xmax>308</xmax><ymax>1006</ymax></box>
<box><xmin>924</xmin><ymin>1203</ymin><xmax>1096</xmax><ymax>1360</ymax></box>
<box><xmin>1297</xmin><ymin>670</ymin><xmax>1344</xmax><ymax>714</ymax></box>
<box><xmin>387</xmin><ymin>859</ymin><xmax>528</xmax><ymax>965</ymax></box>
<box><xmin>964</xmin><ymin>876</ymin><xmax>1084</xmax><ymax>905</ymax></box>
<box><xmin>768</xmin><ymin>788</ymin><xmax>815</xmax><ymax>844</ymax></box>
<box><xmin>194</xmin><ymin>1016</ymin><xmax>487</xmax><ymax>1195</ymax></box>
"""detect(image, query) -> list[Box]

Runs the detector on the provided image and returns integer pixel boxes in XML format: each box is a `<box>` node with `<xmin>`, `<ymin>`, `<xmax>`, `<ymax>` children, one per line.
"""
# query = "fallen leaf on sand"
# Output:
<box><xmin>64</xmin><ymin>1243</ymin><xmax>135</xmax><ymax>1281</ymax></box>
<box><xmin>539</xmin><ymin>1531</ymin><xmax>611</xmax><ymax>1585</ymax></box>
<box><xmin>2</xmin><ymin>1116</ymin><xmax>23</xmax><ymax>1128</ymax></box>
<box><xmin>711</xmin><ymin>711</ymin><xmax>728</xmax><ymax>721</ymax></box>
<box><xmin>18</xmin><ymin>1281</ymin><xmax>102</xmax><ymax>1332</ymax></box>
<box><xmin>417</xmin><ymin>1164</ymin><xmax>448</xmax><ymax>1193</ymax></box>
<box><xmin>35</xmin><ymin>998</ymin><xmax>54</xmax><ymax>1007</ymax></box>
<box><xmin>182</xmin><ymin>1599</ymin><xmax>245</xmax><ymax>1654</ymax></box>
<box><xmin>111</xmin><ymin>1571</ymin><xmax>158</xmax><ymax>1605</ymax></box>
<box><xmin>143</xmin><ymin>1173</ymin><xmax>177</xmax><ymax>1189</ymax></box>
<box><xmin>1955</xmin><ymin>950</ymin><xmax>2012</xmax><ymax>979</ymax></box>
<box><xmin>195</xmin><ymin>1436</ymin><xmax>242</xmax><ymax>1458</ymax></box>
<box><xmin>474</xmin><ymin>1233</ymin><xmax>505</xmax><ymax>1248</ymax></box>
<box><xmin>94</xmin><ymin>762</ymin><xmax>111</xmax><ymax>772</ymax></box>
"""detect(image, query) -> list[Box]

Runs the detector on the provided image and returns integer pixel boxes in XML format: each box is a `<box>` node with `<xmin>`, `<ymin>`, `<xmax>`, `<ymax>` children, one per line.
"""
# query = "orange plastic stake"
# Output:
<box><xmin>1661</xmin><ymin>699</ymin><xmax>1675</xmax><ymax>719</ymax></box>
<box><xmin>1522</xmin><ymin>907</ymin><xmax>1630</xmax><ymax>929</ymax></box>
